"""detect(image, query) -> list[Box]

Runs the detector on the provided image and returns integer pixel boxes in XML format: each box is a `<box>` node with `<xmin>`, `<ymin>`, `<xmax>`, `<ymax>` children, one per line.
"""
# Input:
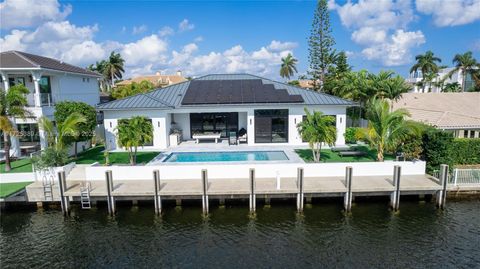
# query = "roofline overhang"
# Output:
<box><xmin>0</xmin><ymin>67</ymin><xmax>102</xmax><ymax>78</ymax></box>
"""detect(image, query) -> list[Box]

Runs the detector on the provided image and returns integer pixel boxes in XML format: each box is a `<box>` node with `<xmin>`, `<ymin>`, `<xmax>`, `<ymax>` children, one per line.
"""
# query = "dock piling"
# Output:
<box><xmin>390</xmin><ymin>165</ymin><xmax>401</xmax><ymax>211</ymax></box>
<box><xmin>296</xmin><ymin>167</ymin><xmax>304</xmax><ymax>212</ymax></box>
<box><xmin>249</xmin><ymin>168</ymin><xmax>256</xmax><ymax>212</ymax></box>
<box><xmin>436</xmin><ymin>164</ymin><xmax>448</xmax><ymax>209</ymax></box>
<box><xmin>57</xmin><ymin>171</ymin><xmax>69</xmax><ymax>216</ymax></box>
<box><xmin>153</xmin><ymin>170</ymin><xmax>161</xmax><ymax>215</ymax></box>
<box><xmin>105</xmin><ymin>170</ymin><xmax>115</xmax><ymax>215</ymax></box>
<box><xmin>344</xmin><ymin>166</ymin><xmax>353</xmax><ymax>212</ymax></box>
<box><xmin>201</xmin><ymin>169</ymin><xmax>209</xmax><ymax>214</ymax></box>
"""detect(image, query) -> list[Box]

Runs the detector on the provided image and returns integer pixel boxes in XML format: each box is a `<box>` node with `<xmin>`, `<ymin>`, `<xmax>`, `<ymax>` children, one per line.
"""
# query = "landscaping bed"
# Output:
<box><xmin>295</xmin><ymin>146</ymin><xmax>395</xmax><ymax>163</ymax></box>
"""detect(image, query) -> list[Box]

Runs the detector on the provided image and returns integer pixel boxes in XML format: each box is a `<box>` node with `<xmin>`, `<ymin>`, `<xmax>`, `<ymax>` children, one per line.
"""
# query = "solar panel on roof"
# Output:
<box><xmin>181</xmin><ymin>79</ymin><xmax>304</xmax><ymax>105</ymax></box>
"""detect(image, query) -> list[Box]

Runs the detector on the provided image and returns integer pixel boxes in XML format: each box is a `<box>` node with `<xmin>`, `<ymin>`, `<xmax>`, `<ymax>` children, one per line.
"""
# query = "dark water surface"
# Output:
<box><xmin>1</xmin><ymin>200</ymin><xmax>479</xmax><ymax>268</ymax></box>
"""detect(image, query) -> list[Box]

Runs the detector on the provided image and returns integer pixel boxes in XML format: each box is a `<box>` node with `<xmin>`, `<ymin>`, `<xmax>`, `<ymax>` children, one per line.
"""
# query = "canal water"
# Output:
<box><xmin>1</xmin><ymin>200</ymin><xmax>479</xmax><ymax>268</ymax></box>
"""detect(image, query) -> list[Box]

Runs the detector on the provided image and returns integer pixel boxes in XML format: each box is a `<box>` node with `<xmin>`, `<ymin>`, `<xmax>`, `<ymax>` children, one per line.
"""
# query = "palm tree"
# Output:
<box><xmin>0</xmin><ymin>85</ymin><xmax>32</xmax><ymax>171</ymax></box>
<box><xmin>442</xmin><ymin>82</ymin><xmax>461</xmax><ymax>92</ymax></box>
<box><xmin>38</xmin><ymin>112</ymin><xmax>86</xmax><ymax>151</ymax></box>
<box><xmin>410</xmin><ymin>51</ymin><xmax>442</xmax><ymax>92</ymax></box>
<box><xmin>116</xmin><ymin>116</ymin><xmax>153</xmax><ymax>165</ymax></box>
<box><xmin>359</xmin><ymin>99</ymin><xmax>419</xmax><ymax>162</ymax></box>
<box><xmin>104</xmin><ymin>51</ymin><xmax>125</xmax><ymax>88</ymax></box>
<box><xmin>297</xmin><ymin>108</ymin><xmax>336</xmax><ymax>162</ymax></box>
<box><xmin>87</xmin><ymin>60</ymin><xmax>109</xmax><ymax>92</ymax></box>
<box><xmin>280</xmin><ymin>53</ymin><xmax>298</xmax><ymax>80</ymax></box>
<box><xmin>450</xmin><ymin>51</ymin><xmax>479</xmax><ymax>92</ymax></box>
<box><xmin>380</xmin><ymin>76</ymin><xmax>412</xmax><ymax>109</ymax></box>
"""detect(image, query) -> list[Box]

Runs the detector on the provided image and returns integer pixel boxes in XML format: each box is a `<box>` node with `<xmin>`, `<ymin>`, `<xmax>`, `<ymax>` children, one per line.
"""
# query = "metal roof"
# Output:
<box><xmin>97</xmin><ymin>73</ymin><xmax>354</xmax><ymax>110</ymax></box>
<box><xmin>0</xmin><ymin>51</ymin><xmax>101</xmax><ymax>77</ymax></box>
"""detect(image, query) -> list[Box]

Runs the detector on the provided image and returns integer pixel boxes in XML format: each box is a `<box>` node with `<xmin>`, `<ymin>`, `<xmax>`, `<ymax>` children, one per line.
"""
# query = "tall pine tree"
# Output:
<box><xmin>308</xmin><ymin>0</ymin><xmax>335</xmax><ymax>91</ymax></box>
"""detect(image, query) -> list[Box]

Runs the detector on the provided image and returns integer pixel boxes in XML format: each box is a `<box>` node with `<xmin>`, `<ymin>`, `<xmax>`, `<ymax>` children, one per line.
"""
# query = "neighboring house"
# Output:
<box><xmin>407</xmin><ymin>67</ymin><xmax>476</xmax><ymax>93</ymax></box>
<box><xmin>0</xmin><ymin>51</ymin><xmax>101</xmax><ymax>157</ymax></box>
<box><xmin>298</xmin><ymin>79</ymin><xmax>315</xmax><ymax>89</ymax></box>
<box><xmin>115</xmin><ymin>71</ymin><xmax>187</xmax><ymax>88</ymax></box>
<box><xmin>98</xmin><ymin>74</ymin><xmax>353</xmax><ymax>150</ymax></box>
<box><xmin>392</xmin><ymin>92</ymin><xmax>480</xmax><ymax>138</ymax></box>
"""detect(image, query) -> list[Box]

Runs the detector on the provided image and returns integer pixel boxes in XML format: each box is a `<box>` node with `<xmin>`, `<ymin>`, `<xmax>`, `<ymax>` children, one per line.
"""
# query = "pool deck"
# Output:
<box><xmin>25</xmin><ymin>174</ymin><xmax>443</xmax><ymax>202</ymax></box>
<box><xmin>147</xmin><ymin>141</ymin><xmax>307</xmax><ymax>165</ymax></box>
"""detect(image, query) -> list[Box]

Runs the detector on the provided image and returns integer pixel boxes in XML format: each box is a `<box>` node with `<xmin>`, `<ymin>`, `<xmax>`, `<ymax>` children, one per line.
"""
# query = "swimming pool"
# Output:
<box><xmin>163</xmin><ymin>151</ymin><xmax>289</xmax><ymax>163</ymax></box>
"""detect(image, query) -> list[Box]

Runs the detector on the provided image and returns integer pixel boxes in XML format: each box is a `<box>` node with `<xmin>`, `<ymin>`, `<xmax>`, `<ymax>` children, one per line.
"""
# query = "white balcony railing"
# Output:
<box><xmin>25</xmin><ymin>93</ymin><xmax>53</xmax><ymax>107</ymax></box>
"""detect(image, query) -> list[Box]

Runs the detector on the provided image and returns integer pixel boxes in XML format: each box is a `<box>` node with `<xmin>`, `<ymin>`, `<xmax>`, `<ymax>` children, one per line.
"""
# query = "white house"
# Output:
<box><xmin>97</xmin><ymin>74</ymin><xmax>353</xmax><ymax>150</ymax></box>
<box><xmin>0</xmin><ymin>51</ymin><xmax>101</xmax><ymax>157</ymax></box>
<box><xmin>407</xmin><ymin>67</ymin><xmax>476</xmax><ymax>93</ymax></box>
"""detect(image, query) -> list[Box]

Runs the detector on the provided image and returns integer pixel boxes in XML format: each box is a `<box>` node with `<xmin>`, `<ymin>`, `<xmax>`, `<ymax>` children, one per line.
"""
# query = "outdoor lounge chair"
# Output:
<box><xmin>331</xmin><ymin>146</ymin><xmax>352</xmax><ymax>152</ymax></box>
<box><xmin>237</xmin><ymin>128</ymin><xmax>247</xmax><ymax>144</ymax></box>
<box><xmin>338</xmin><ymin>151</ymin><xmax>366</xmax><ymax>157</ymax></box>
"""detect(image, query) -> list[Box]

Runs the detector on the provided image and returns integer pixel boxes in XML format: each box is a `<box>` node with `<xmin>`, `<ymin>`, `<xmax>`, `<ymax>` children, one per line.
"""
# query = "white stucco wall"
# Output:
<box><xmin>102</xmin><ymin>104</ymin><xmax>348</xmax><ymax>150</ymax></box>
<box><xmin>55</xmin><ymin>74</ymin><xmax>100</xmax><ymax>106</ymax></box>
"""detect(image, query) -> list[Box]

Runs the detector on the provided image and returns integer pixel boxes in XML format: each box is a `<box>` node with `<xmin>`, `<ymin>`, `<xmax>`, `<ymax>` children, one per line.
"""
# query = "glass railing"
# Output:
<box><xmin>40</xmin><ymin>93</ymin><xmax>53</xmax><ymax>106</ymax></box>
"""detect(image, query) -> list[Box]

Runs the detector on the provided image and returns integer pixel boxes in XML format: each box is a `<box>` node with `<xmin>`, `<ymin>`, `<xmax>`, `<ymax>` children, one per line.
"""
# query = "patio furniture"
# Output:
<box><xmin>237</xmin><ymin>128</ymin><xmax>247</xmax><ymax>144</ymax></box>
<box><xmin>338</xmin><ymin>151</ymin><xmax>366</xmax><ymax>157</ymax></box>
<box><xmin>192</xmin><ymin>133</ymin><xmax>221</xmax><ymax>143</ymax></box>
<box><xmin>331</xmin><ymin>146</ymin><xmax>352</xmax><ymax>152</ymax></box>
<box><xmin>229</xmin><ymin>131</ymin><xmax>237</xmax><ymax>145</ymax></box>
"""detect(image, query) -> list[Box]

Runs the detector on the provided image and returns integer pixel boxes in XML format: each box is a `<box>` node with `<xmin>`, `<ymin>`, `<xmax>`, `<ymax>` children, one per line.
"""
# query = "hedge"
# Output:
<box><xmin>451</xmin><ymin>138</ymin><xmax>480</xmax><ymax>165</ymax></box>
<box><xmin>422</xmin><ymin>128</ymin><xmax>480</xmax><ymax>173</ymax></box>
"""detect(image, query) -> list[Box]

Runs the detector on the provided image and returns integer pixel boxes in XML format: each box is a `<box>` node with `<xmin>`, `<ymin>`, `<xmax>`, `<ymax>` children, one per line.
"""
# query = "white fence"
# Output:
<box><xmin>433</xmin><ymin>168</ymin><xmax>480</xmax><ymax>186</ymax></box>
<box><xmin>85</xmin><ymin>161</ymin><xmax>426</xmax><ymax>181</ymax></box>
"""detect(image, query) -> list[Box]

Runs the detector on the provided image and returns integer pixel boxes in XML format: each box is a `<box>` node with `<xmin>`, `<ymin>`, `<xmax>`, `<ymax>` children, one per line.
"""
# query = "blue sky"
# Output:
<box><xmin>1</xmin><ymin>0</ymin><xmax>479</xmax><ymax>79</ymax></box>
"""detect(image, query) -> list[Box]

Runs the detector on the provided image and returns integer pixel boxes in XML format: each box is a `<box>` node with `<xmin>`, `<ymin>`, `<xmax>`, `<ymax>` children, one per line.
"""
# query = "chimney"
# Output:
<box><xmin>176</xmin><ymin>70</ymin><xmax>182</xmax><ymax>77</ymax></box>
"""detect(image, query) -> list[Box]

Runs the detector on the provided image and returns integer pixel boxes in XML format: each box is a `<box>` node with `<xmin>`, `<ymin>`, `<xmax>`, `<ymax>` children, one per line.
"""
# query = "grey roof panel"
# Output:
<box><xmin>97</xmin><ymin>74</ymin><xmax>354</xmax><ymax>110</ymax></box>
<box><xmin>0</xmin><ymin>51</ymin><xmax>101</xmax><ymax>77</ymax></box>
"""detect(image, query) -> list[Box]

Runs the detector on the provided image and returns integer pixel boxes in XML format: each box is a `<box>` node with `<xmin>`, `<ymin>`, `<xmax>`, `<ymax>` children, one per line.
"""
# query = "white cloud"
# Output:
<box><xmin>169</xmin><ymin>41</ymin><xmax>296</xmax><ymax>77</ymax></box>
<box><xmin>132</xmin><ymin>25</ymin><xmax>147</xmax><ymax>35</ymax></box>
<box><xmin>178</xmin><ymin>19</ymin><xmax>194</xmax><ymax>32</ymax></box>
<box><xmin>416</xmin><ymin>0</ymin><xmax>480</xmax><ymax>26</ymax></box>
<box><xmin>0</xmin><ymin>30</ymin><xmax>28</xmax><ymax>51</ymax></box>
<box><xmin>267</xmin><ymin>40</ymin><xmax>298</xmax><ymax>51</ymax></box>
<box><xmin>362</xmin><ymin>29</ymin><xmax>425</xmax><ymax>66</ymax></box>
<box><xmin>158</xmin><ymin>26</ymin><xmax>174</xmax><ymax>37</ymax></box>
<box><xmin>331</xmin><ymin>0</ymin><xmax>425</xmax><ymax>66</ymax></box>
<box><xmin>194</xmin><ymin>36</ymin><xmax>204</xmax><ymax>42</ymax></box>
<box><xmin>121</xmin><ymin>34</ymin><xmax>168</xmax><ymax>66</ymax></box>
<box><xmin>0</xmin><ymin>0</ymin><xmax>72</xmax><ymax>29</ymax></box>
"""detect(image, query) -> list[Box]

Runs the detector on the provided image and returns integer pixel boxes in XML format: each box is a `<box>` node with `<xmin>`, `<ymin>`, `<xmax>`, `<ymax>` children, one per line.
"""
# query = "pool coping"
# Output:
<box><xmin>147</xmin><ymin>148</ymin><xmax>305</xmax><ymax>165</ymax></box>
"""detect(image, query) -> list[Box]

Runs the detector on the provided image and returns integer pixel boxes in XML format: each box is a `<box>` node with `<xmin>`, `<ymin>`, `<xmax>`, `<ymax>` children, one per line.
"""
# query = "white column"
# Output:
<box><xmin>336</xmin><ymin>113</ymin><xmax>346</xmax><ymax>146</ymax></box>
<box><xmin>10</xmin><ymin>121</ymin><xmax>21</xmax><ymax>157</ymax></box>
<box><xmin>247</xmin><ymin>109</ymin><xmax>255</xmax><ymax>145</ymax></box>
<box><xmin>0</xmin><ymin>72</ymin><xmax>9</xmax><ymax>92</ymax></box>
<box><xmin>39</xmin><ymin>128</ymin><xmax>48</xmax><ymax>150</ymax></box>
<box><xmin>30</xmin><ymin>71</ymin><xmax>42</xmax><ymax>107</ymax></box>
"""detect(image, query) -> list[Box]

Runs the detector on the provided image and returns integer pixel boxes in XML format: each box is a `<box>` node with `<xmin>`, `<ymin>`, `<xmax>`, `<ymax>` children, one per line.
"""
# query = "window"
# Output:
<box><xmin>254</xmin><ymin>109</ymin><xmax>288</xmax><ymax>143</ymax></box>
<box><xmin>470</xmin><ymin>130</ymin><xmax>475</xmax><ymax>138</ymax></box>
<box><xmin>8</xmin><ymin>77</ymin><xmax>25</xmax><ymax>87</ymax></box>
<box><xmin>39</xmin><ymin>76</ymin><xmax>51</xmax><ymax>93</ymax></box>
<box><xmin>464</xmin><ymin>130</ymin><xmax>469</xmax><ymax>138</ymax></box>
<box><xmin>190</xmin><ymin>113</ymin><xmax>238</xmax><ymax>137</ymax></box>
<box><xmin>17</xmin><ymin>124</ymin><xmax>40</xmax><ymax>143</ymax></box>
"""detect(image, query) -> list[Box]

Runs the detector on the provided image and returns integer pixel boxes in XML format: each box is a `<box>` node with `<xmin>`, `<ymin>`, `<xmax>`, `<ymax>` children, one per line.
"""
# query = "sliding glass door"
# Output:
<box><xmin>190</xmin><ymin>113</ymin><xmax>238</xmax><ymax>138</ymax></box>
<box><xmin>254</xmin><ymin>109</ymin><xmax>288</xmax><ymax>143</ymax></box>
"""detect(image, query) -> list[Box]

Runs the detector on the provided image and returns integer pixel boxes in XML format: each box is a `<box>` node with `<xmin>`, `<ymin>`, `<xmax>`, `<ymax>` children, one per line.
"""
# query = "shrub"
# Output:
<box><xmin>399</xmin><ymin>133</ymin><xmax>423</xmax><ymax>160</ymax></box>
<box><xmin>422</xmin><ymin>129</ymin><xmax>454</xmax><ymax>173</ymax></box>
<box><xmin>451</xmin><ymin>138</ymin><xmax>480</xmax><ymax>165</ymax></box>
<box><xmin>344</xmin><ymin>127</ymin><xmax>358</xmax><ymax>144</ymax></box>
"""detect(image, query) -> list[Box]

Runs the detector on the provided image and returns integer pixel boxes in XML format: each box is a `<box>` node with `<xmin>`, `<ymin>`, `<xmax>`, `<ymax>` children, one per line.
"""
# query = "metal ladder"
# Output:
<box><xmin>42</xmin><ymin>174</ymin><xmax>54</xmax><ymax>201</ymax></box>
<box><xmin>80</xmin><ymin>182</ymin><xmax>91</xmax><ymax>209</ymax></box>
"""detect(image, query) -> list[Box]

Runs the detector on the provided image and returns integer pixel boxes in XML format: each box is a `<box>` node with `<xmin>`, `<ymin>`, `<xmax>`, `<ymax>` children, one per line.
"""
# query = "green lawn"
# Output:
<box><xmin>0</xmin><ymin>182</ymin><xmax>32</xmax><ymax>198</ymax></box>
<box><xmin>0</xmin><ymin>158</ymin><xmax>33</xmax><ymax>173</ymax></box>
<box><xmin>295</xmin><ymin>146</ymin><xmax>395</xmax><ymax>163</ymax></box>
<box><xmin>73</xmin><ymin>146</ymin><xmax>160</xmax><ymax>165</ymax></box>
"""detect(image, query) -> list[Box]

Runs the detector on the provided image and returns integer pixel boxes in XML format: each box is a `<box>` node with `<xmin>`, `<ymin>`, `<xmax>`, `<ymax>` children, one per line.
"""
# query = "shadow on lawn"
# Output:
<box><xmin>295</xmin><ymin>146</ymin><xmax>394</xmax><ymax>163</ymax></box>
